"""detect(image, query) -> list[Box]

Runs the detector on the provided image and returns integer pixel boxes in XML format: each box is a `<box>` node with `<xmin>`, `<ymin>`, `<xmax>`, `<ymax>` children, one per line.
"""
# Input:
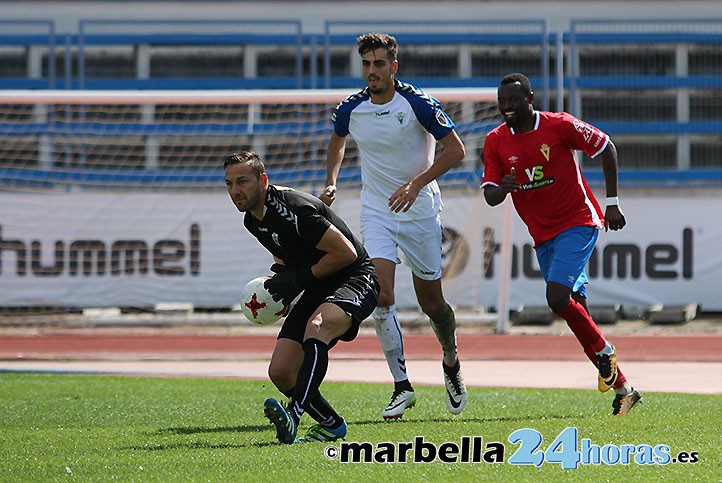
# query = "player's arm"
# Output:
<box><xmin>483</xmin><ymin>183</ymin><xmax>506</xmax><ymax>206</ymax></box>
<box><xmin>265</xmin><ymin>224</ymin><xmax>356</xmax><ymax>304</ymax></box>
<box><xmin>483</xmin><ymin>167</ymin><xmax>521</xmax><ymax>206</ymax></box>
<box><xmin>600</xmin><ymin>139</ymin><xmax>626</xmax><ymax>232</ymax></box>
<box><xmin>481</xmin><ymin>133</ymin><xmax>520</xmax><ymax>206</ymax></box>
<box><xmin>388</xmin><ymin>130</ymin><xmax>466</xmax><ymax>213</ymax></box>
<box><xmin>320</xmin><ymin>132</ymin><xmax>347</xmax><ymax>207</ymax></box>
<box><xmin>309</xmin><ymin>225</ymin><xmax>358</xmax><ymax>278</ymax></box>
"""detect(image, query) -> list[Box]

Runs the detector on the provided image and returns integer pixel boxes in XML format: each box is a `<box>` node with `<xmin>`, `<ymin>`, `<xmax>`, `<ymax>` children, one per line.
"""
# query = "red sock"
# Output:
<box><xmin>556</xmin><ymin>298</ymin><xmax>606</xmax><ymax>355</ymax></box>
<box><xmin>613</xmin><ymin>368</ymin><xmax>627</xmax><ymax>389</ymax></box>
<box><xmin>557</xmin><ymin>299</ymin><xmax>628</xmax><ymax>389</ymax></box>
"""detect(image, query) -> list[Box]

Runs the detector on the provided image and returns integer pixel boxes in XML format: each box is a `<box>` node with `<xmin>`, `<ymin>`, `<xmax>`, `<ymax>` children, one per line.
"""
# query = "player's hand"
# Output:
<box><xmin>320</xmin><ymin>185</ymin><xmax>337</xmax><ymax>206</ymax></box>
<box><xmin>501</xmin><ymin>167</ymin><xmax>521</xmax><ymax>193</ymax></box>
<box><xmin>388</xmin><ymin>182</ymin><xmax>421</xmax><ymax>213</ymax></box>
<box><xmin>268</xmin><ymin>263</ymin><xmax>290</xmax><ymax>275</ymax></box>
<box><xmin>604</xmin><ymin>205</ymin><xmax>626</xmax><ymax>232</ymax></box>
<box><xmin>264</xmin><ymin>264</ymin><xmax>304</xmax><ymax>305</ymax></box>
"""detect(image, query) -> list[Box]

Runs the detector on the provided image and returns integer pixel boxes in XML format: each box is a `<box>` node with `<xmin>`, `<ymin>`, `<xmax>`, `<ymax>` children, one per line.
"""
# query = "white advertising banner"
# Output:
<box><xmin>0</xmin><ymin>192</ymin><xmax>717</xmax><ymax>310</ymax></box>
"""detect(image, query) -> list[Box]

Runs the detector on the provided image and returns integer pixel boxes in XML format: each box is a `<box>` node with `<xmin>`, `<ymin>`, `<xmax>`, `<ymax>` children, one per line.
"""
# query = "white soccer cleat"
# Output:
<box><xmin>382</xmin><ymin>389</ymin><xmax>417</xmax><ymax>420</ymax></box>
<box><xmin>443</xmin><ymin>361</ymin><xmax>467</xmax><ymax>415</ymax></box>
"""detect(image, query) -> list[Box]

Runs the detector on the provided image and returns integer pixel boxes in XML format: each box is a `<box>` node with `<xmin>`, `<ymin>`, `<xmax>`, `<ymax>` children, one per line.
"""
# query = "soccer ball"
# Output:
<box><xmin>240</xmin><ymin>276</ymin><xmax>288</xmax><ymax>325</ymax></box>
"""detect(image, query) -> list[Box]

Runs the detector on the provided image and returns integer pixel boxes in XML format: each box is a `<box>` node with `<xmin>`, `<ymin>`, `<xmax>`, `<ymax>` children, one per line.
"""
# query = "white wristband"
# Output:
<box><xmin>606</xmin><ymin>196</ymin><xmax>619</xmax><ymax>206</ymax></box>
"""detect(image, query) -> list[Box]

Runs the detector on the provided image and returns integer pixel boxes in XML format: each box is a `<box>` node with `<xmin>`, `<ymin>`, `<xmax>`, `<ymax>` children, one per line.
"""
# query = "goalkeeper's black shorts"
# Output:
<box><xmin>277</xmin><ymin>263</ymin><xmax>379</xmax><ymax>347</ymax></box>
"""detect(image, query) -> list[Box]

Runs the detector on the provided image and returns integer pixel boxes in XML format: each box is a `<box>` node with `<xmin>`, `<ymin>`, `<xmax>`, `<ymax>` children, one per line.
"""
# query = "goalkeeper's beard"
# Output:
<box><xmin>233</xmin><ymin>193</ymin><xmax>258</xmax><ymax>213</ymax></box>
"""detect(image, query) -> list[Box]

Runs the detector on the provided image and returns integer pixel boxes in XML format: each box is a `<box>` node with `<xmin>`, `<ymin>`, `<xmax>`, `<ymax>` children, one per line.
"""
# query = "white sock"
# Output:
<box><xmin>373</xmin><ymin>305</ymin><xmax>408</xmax><ymax>382</ymax></box>
<box><xmin>615</xmin><ymin>382</ymin><xmax>632</xmax><ymax>396</ymax></box>
<box><xmin>596</xmin><ymin>341</ymin><xmax>614</xmax><ymax>356</ymax></box>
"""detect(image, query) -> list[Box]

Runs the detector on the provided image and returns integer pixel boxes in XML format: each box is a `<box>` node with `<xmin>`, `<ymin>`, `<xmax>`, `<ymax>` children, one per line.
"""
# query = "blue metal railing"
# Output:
<box><xmin>323</xmin><ymin>19</ymin><xmax>550</xmax><ymax>109</ymax></box>
<box><xmin>4</xmin><ymin>166</ymin><xmax>722</xmax><ymax>191</ymax></box>
<box><xmin>76</xmin><ymin>19</ymin><xmax>304</xmax><ymax>90</ymax></box>
<box><xmin>0</xmin><ymin>20</ymin><xmax>56</xmax><ymax>88</ymax></box>
<box><xmin>1</xmin><ymin>17</ymin><xmax>722</xmax><ymax>186</ymax></box>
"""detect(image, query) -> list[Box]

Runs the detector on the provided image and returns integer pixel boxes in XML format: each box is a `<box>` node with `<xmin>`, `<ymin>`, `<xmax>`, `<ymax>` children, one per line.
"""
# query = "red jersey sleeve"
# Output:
<box><xmin>560</xmin><ymin>112</ymin><xmax>609</xmax><ymax>159</ymax></box>
<box><xmin>480</xmin><ymin>128</ymin><xmax>505</xmax><ymax>188</ymax></box>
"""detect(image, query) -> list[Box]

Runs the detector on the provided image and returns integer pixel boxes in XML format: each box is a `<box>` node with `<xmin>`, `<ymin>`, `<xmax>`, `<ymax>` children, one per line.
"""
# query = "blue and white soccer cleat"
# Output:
<box><xmin>295</xmin><ymin>419</ymin><xmax>347</xmax><ymax>443</ymax></box>
<box><xmin>263</xmin><ymin>398</ymin><xmax>297</xmax><ymax>444</ymax></box>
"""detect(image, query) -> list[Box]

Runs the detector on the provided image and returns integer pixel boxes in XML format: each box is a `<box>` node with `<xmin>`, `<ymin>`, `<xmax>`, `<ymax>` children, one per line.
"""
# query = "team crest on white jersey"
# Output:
<box><xmin>435</xmin><ymin>108</ymin><xmax>452</xmax><ymax>128</ymax></box>
<box><xmin>396</xmin><ymin>112</ymin><xmax>404</xmax><ymax>125</ymax></box>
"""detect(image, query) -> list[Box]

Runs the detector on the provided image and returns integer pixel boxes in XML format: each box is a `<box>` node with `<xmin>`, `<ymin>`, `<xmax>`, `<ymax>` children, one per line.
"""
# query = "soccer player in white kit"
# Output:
<box><xmin>320</xmin><ymin>32</ymin><xmax>468</xmax><ymax>419</ymax></box>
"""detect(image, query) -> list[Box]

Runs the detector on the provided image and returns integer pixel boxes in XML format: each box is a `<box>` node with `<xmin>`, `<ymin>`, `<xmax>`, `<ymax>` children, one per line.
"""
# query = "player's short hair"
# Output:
<box><xmin>223</xmin><ymin>151</ymin><xmax>265</xmax><ymax>178</ymax></box>
<box><xmin>500</xmin><ymin>73</ymin><xmax>533</xmax><ymax>97</ymax></box>
<box><xmin>357</xmin><ymin>32</ymin><xmax>398</xmax><ymax>62</ymax></box>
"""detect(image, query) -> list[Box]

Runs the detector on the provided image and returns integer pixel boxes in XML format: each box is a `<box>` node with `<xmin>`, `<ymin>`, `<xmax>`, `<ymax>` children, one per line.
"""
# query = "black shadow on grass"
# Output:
<box><xmin>121</xmin><ymin>414</ymin><xmax>590</xmax><ymax>452</ymax></box>
<box><xmin>147</xmin><ymin>424</ymin><xmax>287</xmax><ymax>448</ymax></box>
<box><xmin>156</xmin><ymin>424</ymin><xmax>269</xmax><ymax>436</ymax></box>
<box><xmin>151</xmin><ymin>412</ymin><xmax>587</xmax><ymax>439</ymax></box>
<box><xmin>348</xmin><ymin>413</ymin><xmax>588</xmax><ymax>426</ymax></box>
<box><xmin>119</xmin><ymin>440</ymin><xmax>281</xmax><ymax>451</ymax></box>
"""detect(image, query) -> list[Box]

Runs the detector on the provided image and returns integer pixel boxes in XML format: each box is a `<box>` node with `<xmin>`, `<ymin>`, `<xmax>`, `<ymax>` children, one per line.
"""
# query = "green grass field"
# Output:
<box><xmin>1</xmin><ymin>373</ymin><xmax>718</xmax><ymax>482</ymax></box>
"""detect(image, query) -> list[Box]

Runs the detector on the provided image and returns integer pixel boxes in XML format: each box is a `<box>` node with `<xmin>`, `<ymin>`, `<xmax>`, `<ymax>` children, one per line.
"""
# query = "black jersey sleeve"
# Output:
<box><xmin>296</xmin><ymin>205</ymin><xmax>333</xmax><ymax>249</ymax></box>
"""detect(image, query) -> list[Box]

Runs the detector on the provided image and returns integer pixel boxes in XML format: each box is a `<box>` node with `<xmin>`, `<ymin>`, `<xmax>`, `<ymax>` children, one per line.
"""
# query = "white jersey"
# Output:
<box><xmin>332</xmin><ymin>80</ymin><xmax>456</xmax><ymax>221</ymax></box>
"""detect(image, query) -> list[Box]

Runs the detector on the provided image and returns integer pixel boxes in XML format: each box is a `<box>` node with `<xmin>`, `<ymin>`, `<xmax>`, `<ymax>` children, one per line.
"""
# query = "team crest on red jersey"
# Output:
<box><xmin>573</xmin><ymin>119</ymin><xmax>594</xmax><ymax>142</ymax></box>
<box><xmin>540</xmin><ymin>144</ymin><xmax>550</xmax><ymax>161</ymax></box>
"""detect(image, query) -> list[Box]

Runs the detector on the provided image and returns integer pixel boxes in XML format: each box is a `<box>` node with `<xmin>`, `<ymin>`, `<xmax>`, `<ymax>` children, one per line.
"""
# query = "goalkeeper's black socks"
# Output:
<box><xmin>283</xmin><ymin>387</ymin><xmax>341</xmax><ymax>428</ymax></box>
<box><xmin>307</xmin><ymin>392</ymin><xmax>343</xmax><ymax>429</ymax></box>
<box><xmin>290</xmin><ymin>338</ymin><xmax>331</xmax><ymax>424</ymax></box>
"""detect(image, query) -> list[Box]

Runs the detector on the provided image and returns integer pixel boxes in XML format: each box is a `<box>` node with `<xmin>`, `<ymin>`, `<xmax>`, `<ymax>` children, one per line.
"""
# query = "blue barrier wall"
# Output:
<box><xmin>1</xmin><ymin>17</ymin><xmax>721</xmax><ymax>185</ymax></box>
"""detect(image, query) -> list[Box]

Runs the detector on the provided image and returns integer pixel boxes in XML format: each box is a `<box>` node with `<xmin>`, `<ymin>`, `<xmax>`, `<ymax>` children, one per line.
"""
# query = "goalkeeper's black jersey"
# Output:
<box><xmin>243</xmin><ymin>184</ymin><xmax>371</xmax><ymax>279</ymax></box>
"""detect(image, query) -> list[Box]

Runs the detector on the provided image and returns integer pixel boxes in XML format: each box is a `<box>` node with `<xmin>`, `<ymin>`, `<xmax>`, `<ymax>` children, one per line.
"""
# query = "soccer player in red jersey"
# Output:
<box><xmin>481</xmin><ymin>73</ymin><xmax>642</xmax><ymax>415</ymax></box>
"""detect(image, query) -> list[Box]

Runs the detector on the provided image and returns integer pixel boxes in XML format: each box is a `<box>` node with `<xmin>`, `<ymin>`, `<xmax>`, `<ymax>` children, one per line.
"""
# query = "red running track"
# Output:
<box><xmin>2</xmin><ymin>332</ymin><xmax>721</xmax><ymax>394</ymax></box>
<box><xmin>1</xmin><ymin>333</ymin><xmax>720</xmax><ymax>362</ymax></box>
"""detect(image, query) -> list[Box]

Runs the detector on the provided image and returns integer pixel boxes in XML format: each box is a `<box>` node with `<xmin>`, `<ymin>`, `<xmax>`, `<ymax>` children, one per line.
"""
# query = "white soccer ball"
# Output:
<box><xmin>240</xmin><ymin>276</ymin><xmax>288</xmax><ymax>325</ymax></box>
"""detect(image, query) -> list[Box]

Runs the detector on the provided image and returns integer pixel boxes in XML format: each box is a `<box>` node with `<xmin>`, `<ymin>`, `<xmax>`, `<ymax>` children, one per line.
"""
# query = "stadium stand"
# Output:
<box><xmin>0</xmin><ymin>20</ymin><xmax>56</xmax><ymax>89</ymax></box>
<box><xmin>569</xmin><ymin>20</ymin><xmax>722</xmax><ymax>171</ymax></box>
<box><xmin>0</xmin><ymin>18</ymin><xmax>721</xmax><ymax>190</ymax></box>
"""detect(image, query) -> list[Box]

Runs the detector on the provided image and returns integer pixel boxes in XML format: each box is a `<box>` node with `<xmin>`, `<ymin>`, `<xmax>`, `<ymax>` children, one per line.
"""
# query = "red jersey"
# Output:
<box><xmin>481</xmin><ymin>111</ymin><xmax>608</xmax><ymax>247</ymax></box>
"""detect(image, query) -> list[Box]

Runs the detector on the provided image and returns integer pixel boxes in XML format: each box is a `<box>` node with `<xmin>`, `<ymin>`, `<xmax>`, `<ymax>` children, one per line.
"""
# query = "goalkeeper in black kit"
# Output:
<box><xmin>224</xmin><ymin>151</ymin><xmax>379</xmax><ymax>444</ymax></box>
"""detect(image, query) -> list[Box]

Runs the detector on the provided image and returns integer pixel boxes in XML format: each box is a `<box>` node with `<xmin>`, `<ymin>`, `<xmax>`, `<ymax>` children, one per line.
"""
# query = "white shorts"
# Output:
<box><xmin>360</xmin><ymin>210</ymin><xmax>443</xmax><ymax>281</ymax></box>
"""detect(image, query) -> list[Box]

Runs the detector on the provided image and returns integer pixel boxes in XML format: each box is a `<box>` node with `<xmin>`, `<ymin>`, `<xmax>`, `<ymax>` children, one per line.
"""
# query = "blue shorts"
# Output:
<box><xmin>535</xmin><ymin>226</ymin><xmax>598</xmax><ymax>297</ymax></box>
